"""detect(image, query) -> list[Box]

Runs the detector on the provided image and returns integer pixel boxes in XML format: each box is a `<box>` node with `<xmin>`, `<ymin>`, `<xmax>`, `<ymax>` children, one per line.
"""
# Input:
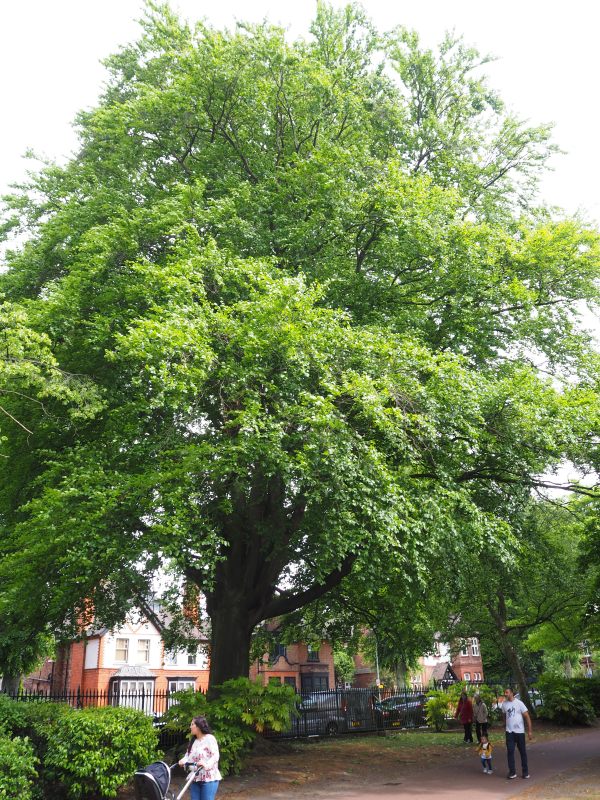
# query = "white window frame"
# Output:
<box><xmin>115</xmin><ymin>638</ymin><xmax>129</xmax><ymax>663</ymax></box>
<box><xmin>464</xmin><ymin>672</ymin><xmax>471</xmax><ymax>682</ymax></box>
<box><xmin>471</xmin><ymin>638</ymin><xmax>480</xmax><ymax>656</ymax></box>
<box><xmin>474</xmin><ymin>672</ymin><xmax>481</xmax><ymax>681</ymax></box>
<box><xmin>187</xmin><ymin>649</ymin><xmax>197</xmax><ymax>666</ymax></box>
<box><xmin>168</xmin><ymin>679</ymin><xmax>196</xmax><ymax>692</ymax></box>
<box><xmin>460</xmin><ymin>643</ymin><xmax>469</xmax><ymax>657</ymax></box>
<box><xmin>164</xmin><ymin>650</ymin><xmax>178</xmax><ymax>666</ymax></box>
<box><xmin>137</xmin><ymin>638</ymin><xmax>151</xmax><ymax>664</ymax></box>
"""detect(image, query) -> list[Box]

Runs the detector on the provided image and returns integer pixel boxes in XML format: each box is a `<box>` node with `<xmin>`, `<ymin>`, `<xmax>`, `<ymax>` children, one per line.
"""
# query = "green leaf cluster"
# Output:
<box><xmin>0</xmin><ymin>730</ymin><xmax>38</xmax><ymax>800</ymax></box>
<box><xmin>0</xmin><ymin>2</ymin><xmax>598</xmax><ymax>685</ymax></box>
<box><xmin>162</xmin><ymin>678</ymin><xmax>298</xmax><ymax>774</ymax></box>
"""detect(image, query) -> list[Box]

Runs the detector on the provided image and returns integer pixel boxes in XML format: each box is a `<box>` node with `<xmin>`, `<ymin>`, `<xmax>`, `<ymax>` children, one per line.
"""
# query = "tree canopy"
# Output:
<box><xmin>0</xmin><ymin>2</ymin><xmax>598</xmax><ymax>688</ymax></box>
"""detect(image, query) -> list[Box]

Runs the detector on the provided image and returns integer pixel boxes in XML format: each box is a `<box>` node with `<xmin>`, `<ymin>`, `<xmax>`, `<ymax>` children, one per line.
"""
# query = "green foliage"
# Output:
<box><xmin>571</xmin><ymin>677</ymin><xmax>600</xmax><ymax>715</ymax></box>
<box><xmin>0</xmin><ymin>1</ymin><xmax>599</xmax><ymax>690</ymax></box>
<box><xmin>424</xmin><ymin>690</ymin><xmax>452</xmax><ymax>732</ymax></box>
<box><xmin>0</xmin><ymin>729</ymin><xmax>38</xmax><ymax>800</ymax></box>
<box><xmin>333</xmin><ymin>650</ymin><xmax>356</xmax><ymax>685</ymax></box>
<box><xmin>537</xmin><ymin>674</ymin><xmax>596</xmax><ymax>726</ymax></box>
<box><xmin>0</xmin><ymin>693</ymin><xmax>29</xmax><ymax>730</ymax></box>
<box><xmin>43</xmin><ymin>707</ymin><xmax>158</xmax><ymax>799</ymax></box>
<box><xmin>163</xmin><ymin>678</ymin><xmax>298</xmax><ymax>774</ymax></box>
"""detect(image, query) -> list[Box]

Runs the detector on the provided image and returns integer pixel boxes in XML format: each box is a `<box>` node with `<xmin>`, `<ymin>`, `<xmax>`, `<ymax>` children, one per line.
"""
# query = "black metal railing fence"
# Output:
<box><xmin>4</xmin><ymin>683</ymin><xmax>524</xmax><ymax>740</ymax></box>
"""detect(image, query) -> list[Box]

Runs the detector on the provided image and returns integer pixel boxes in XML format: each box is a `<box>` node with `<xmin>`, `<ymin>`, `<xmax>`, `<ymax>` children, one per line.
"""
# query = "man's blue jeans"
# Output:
<box><xmin>190</xmin><ymin>781</ymin><xmax>220</xmax><ymax>800</ymax></box>
<box><xmin>506</xmin><ymin>731</ymin><xmax>528</xmax><ymax>776</ymax></box>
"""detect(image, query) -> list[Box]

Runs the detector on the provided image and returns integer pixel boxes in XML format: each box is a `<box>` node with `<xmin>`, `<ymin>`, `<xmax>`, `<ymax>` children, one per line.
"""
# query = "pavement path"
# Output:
<box><xmin>253</xmin><ymin>728</ymin><xmax>600</xmax><ymax>800</ymax></box>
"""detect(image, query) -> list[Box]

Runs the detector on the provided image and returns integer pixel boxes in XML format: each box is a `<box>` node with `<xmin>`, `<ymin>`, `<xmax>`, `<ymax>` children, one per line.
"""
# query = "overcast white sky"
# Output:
<box><xmin>1</xmin><ymin>0</ymin><xmax>599</xmax><ymax>223</ymax></box>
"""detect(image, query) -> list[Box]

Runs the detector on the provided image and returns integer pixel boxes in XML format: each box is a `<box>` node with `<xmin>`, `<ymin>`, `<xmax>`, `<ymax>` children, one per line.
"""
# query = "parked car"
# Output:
<box><xmin>297</xmin><ymin>689</ymin><xmax>375</xmax><ymax>736</ymax></box>
<box><xmin>375</xmin><ymin>693</ymin><xmax>428</xmax><ymax>729</ymax></box>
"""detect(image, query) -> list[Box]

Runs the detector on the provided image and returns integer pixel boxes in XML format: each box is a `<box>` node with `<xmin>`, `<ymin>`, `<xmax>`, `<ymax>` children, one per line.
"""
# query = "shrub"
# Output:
<box><xmin>162</xmin><ymin>678</ymin><xmax>298</xmax><ymax>774</ymax></box>
<box><xmin>0</xmin><ymin>729</ymin><xmax>39</xmax><ymax>800</ymax></box>
<box><xmin>0</xmin><ymin>693</ymin><xmax>29</xmax><ymax>731</ymax></box>
<box><xmin>425</xmin><ymin>690</ymin><xmax>452</xmax><ymax>732</ymax></box>
<box><xmin>571</xmin><ymin>677</ymin><xmax>600</xmax><ymax>715</ymax></box>
<box><xmin>537</xmin><ymin>675</ymin><xmax>595</xmax><ymax>725</ymax></box>
<box><xmin>44</xmin><ymin>706</ymin><xmax>158</xmax><ymax>799</ymax></box>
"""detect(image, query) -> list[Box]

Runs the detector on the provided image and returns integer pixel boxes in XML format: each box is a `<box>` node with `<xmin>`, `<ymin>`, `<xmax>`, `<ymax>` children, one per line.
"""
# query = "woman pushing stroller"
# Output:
<box><xmin>179</xmin><ymin>716</ymin><xmax>222</xmax><ymax>800</ymax></box>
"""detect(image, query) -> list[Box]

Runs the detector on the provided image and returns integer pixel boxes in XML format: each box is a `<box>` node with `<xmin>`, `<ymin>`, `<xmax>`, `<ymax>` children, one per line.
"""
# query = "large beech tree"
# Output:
<box><xmin>1</xmin><ymin>3</ymin><xmax>599</xmax><ymax>689</ymax></box>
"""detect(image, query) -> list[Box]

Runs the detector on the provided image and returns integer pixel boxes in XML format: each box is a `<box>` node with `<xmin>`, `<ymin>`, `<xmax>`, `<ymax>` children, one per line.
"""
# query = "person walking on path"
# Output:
<box><xmin>502</xmin><ymin>687</ymin><xmax>532</xmax><ymax>780</ymax></box>
<box><xmin>473</xmin><ymin>694</ymin><xmax>489</xmax><ymax>742</ymax></box>
<box><xmin>455</xmin><ymin>689</ymin><xmax>474</xmax><ymax>742</ymax></box>
<box><xmin>477</xmin><ymin>733</ymin><xmax>493</xmax><ymax>774</ymax></box>
<box><xmin>179</xmin><ymin>716</ymin><xmax>222</xmax><ymax>800</ymax></box>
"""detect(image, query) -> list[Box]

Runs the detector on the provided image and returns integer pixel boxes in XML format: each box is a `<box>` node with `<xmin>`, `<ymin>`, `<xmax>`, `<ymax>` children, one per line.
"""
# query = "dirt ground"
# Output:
<box><xmin>121</xmin><ymin>721</ymin><xmax>596</xmax><ymax>800</ymax></box>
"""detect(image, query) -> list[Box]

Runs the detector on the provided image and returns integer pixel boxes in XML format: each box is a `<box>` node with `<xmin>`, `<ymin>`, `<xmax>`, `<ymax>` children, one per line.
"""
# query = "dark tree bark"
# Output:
<box><xmin>487</xmin><ymin>592</ymin><xmax>534</xmax><ymax>713</ymax></box>
<box><xmin>0</xmin><ymin>673</ymin><xmax>21</xmax><ymax>694</ymax></box>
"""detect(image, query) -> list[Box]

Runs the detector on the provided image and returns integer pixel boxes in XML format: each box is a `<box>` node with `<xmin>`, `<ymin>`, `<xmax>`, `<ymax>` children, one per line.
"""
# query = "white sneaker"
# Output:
<box><xmin>483</xmin><ymin>768</ymin><xmax>488</xmax><ymax>774</ymax></box>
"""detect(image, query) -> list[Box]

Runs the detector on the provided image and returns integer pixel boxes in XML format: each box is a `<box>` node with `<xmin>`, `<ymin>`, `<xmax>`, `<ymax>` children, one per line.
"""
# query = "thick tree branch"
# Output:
<box><xmin>260</xmin><ymin>553</ymin><xmax>357</xmax><ymax>620</ymax></box>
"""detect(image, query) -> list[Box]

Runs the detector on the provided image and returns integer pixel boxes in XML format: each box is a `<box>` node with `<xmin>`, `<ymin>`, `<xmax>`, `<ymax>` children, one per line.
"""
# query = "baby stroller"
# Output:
<box><xmin>134</xmin><ymin>760</ymin><xmax>203</xmax><ymax>800</ymax></box>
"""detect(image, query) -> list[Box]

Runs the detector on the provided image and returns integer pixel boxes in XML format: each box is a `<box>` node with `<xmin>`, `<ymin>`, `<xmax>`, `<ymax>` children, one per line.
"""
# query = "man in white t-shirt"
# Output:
<box><xmin>501</xmin><ymin>688</ymin><xmax>533</xmax><ymax>779</ymax></box>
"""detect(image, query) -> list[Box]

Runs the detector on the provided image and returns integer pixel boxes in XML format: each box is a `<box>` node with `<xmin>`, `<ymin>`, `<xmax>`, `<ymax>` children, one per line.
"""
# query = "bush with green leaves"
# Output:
<box><xmin>537</xmin><ymin>675</ymin><xmax>595</xmax><ymax>725</ymax></box>
<box><xmin>0</xmin><ymin>693</ymin><xmax>29</xmax><ymax>731</ymax></box>
<box><xmin>0</xmin><ymin>729</ymin><xmax>39</xmax><ymax>800</ymax></box>
<box><xmin>0</xmin><ymin>697</ymin><xmax>73</xmax><ymax>797</ymax></box>
<box><xmin>43</xmin><ymin>706</ymin><xmax>158</xmax><ymax>799</ymax></box>
<box><xmin>424</xmin><ymin>690</ymin><xmax>452</xmax><ymax>732</ymax></box>
<box><xmin>162</xmin><ymin>678</ymin><xmax>298</xmax><ymax>774</ymax></box>
<box><xmin>571</xmin><ymin>677</ymin><xmax>600</xmax><ymax>715</ymax></box>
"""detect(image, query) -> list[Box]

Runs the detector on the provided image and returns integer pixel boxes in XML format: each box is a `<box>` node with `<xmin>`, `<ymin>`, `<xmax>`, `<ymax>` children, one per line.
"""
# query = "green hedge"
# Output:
<box><xmin>571</xmin><ymin>677</ymin><xmax>600</xmax><ymax>715</ymax></box>
<box><xmin>0</xmin><ymin>729</ymin><xmax>38</xmax><ymax>800</ymax></box>
<box><xmin>0</xmin><ymin>696</ymin><xmax>158</xmax><ymax>799</ymax></box>
<box><xmin>537</xmin><ymin>674</ymin><xmax>596</xmax><ymax>725</ymax></box>
<box><xmin>44</xmin><ymin>706</ymin><xmax>158</xmax><ymax>799</ymax></box>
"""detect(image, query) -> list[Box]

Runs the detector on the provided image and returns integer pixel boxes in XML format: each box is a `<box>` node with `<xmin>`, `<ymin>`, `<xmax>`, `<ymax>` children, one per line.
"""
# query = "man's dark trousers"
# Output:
<box><xmin>506</xmin><ymin>731</ymin><xmax>528</xmax><ymax>776</ymax></box>
<box><xmin>476</xmin><ymin>721</ymin><xmax>488</xmax><ymax>742</ymax></box>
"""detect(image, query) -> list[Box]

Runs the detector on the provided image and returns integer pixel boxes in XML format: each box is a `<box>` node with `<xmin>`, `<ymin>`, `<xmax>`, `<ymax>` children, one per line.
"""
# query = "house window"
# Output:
<box><xmin>307</xmin><ymin>645</ymin><xmax>320</xmax><ymax>662</ymax></box>
<box><xmin>284</xmin><ymin>676</ymin><xmax>297</xmax><ymax>689</ymax></box>
<box><xmin>471</xmin><ymin>638</ymin><xmax>480</xmax><ymax>656</ymax></box>
<box><xmin>300</xmin><ymin>673</ymin><xmax>329</xmax><ymax>691</ymax></box>
<box><xmin>187</xmin><ymin>649</ymin><xmax>197</xmax><ymax>665</ymax></box>
<box><xmin>168</xmin><ymin>679</ymin><xmax>196</xmax><ymax>692</ymax></box>
<box><xmin>269</xmin><ymin>676</ymin><xmax>281</xmax><ymax>685</ymax></box>
<box><xmin>112</xmin><ymin>679</ymin><xmax>154</xmax><ymax>711</ymax></box>
<box><xmin>270</xmin><ymin>642</ymin><xmax>287</xmax><ymax>663</ymax></box>
<box><xmin>464</xmin><ymin>672</ymin><xmax>471</xmax><ymax>682</ymax></box>
<box><xmin>460</xmin><ymin>643</ymin><xmax>469</xmax><ymax>657</ymax></box>
<box><xmin>474</xmin><ymin>672</ymin><xmax>481</xmax><ymax>681</ymax></box>
<box><xmin>164</xmin><ymin>650</ymin><xmax>177</xmax><ymax>666</ymax></box>
<box><xmin>137</xmin><ymin>639</ymin><xmax>150</xmax><ymax>664</ymax></box>
<box><xmin>115</xmin><ymin>638</ymin><xmax>129</xmax><ymax>663</ymax></box>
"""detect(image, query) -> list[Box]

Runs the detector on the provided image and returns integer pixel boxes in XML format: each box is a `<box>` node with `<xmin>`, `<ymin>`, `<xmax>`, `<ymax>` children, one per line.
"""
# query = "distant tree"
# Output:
<box><xmin>445</xmin><ymin>500</ymin><xmax>592</xmax><ymax>708</ymax></box>
<box><xmin>333</xmin><ymin>649</ymin><xmax>356</xmax><ymax>686</ymax></box>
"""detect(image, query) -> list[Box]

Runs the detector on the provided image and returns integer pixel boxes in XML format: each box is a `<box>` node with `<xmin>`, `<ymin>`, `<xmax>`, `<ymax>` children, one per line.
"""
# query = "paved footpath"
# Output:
<box><xmin>270</xmin><ymin>728</ymin><xmax>600</xmax><ymax>800</ymax></box>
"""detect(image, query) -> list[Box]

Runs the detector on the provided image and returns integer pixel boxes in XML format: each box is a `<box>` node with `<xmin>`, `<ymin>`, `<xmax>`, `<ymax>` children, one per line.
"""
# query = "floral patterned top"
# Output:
<box><xmin>187</xmin><ymin>734</ymin><xmax>222</xmax><ymax>782</ymax></box>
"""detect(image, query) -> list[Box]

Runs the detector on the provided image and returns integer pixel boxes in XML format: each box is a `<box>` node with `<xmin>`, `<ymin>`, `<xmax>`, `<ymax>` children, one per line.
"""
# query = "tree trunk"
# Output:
<box><xmin>487</xmin><ymin>593</ymin><xmax>533</xmax><ymax>714</ymax></box>
<box><xmin>0</xmin><ymin>673</ymin><xmax>21</xmax><ymax>694</ymax></box>
<box><xmin>500</xmin><ymin>635</ymin><xmax>533</xmax><ymax>713</ymax></box>
<box><xmin>207</xmin><ymin>601</ymin><xmax>254</xmax><ymax>696</ymax></box>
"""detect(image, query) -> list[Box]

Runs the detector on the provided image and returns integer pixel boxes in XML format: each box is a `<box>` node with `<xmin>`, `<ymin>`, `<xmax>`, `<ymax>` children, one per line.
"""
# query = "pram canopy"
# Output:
<box><xmin>134</xmin><ymin>760</ymin><xmax>172</xmax><ymax>800</ymax></box>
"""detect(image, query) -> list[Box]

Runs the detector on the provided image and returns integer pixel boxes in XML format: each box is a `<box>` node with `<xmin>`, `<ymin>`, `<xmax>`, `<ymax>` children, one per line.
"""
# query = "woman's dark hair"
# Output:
<box><xmin>186</xmin><ymin>716</ymin><xmax>212</xmax><ymax>753</ymax></box>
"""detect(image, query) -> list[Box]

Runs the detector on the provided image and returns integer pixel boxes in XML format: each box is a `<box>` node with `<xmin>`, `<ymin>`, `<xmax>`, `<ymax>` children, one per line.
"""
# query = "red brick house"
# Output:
<box><xmin>51</xmin><ymin>615</ymin><xmax>334</xmax><ymax>697</ymax></box>
<box><xmin>51</xmin><ymin>616</ymin><xmax>210</xmax><ymax>696</ymax></box>
<box><xmin>353</xmin><ymin>637</ymin><xmax>484</xmax><ymax>689</ymax></box>
<box><xmin>250</xmin><ymin>640</ymin><xmax>335</xmax><ymax>691</ymax></box>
